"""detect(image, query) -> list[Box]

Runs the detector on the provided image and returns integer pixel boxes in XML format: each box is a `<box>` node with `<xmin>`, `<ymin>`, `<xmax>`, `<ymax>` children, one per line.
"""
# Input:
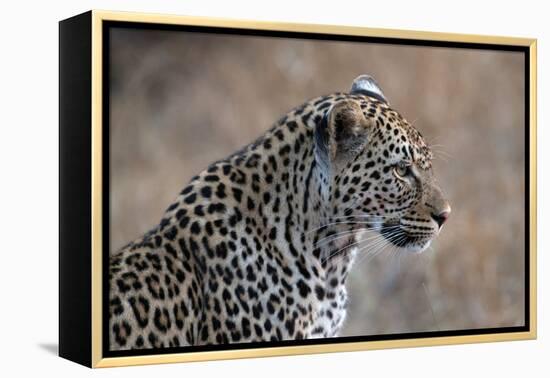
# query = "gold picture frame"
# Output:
<box><xmin>59</xmin><ymin>10</ymin><xmax>537</xmax><ymax>368</ymax></box>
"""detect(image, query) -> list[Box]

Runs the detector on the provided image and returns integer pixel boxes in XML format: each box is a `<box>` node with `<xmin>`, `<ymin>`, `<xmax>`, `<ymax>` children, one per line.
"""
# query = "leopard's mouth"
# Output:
<box><xmin>380</xmin><ymin>222</ymin><xmax>433</xmax><ymax>254</ymax></box>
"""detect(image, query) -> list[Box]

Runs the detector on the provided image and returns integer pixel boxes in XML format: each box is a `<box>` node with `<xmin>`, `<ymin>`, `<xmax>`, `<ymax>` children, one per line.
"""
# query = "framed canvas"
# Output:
<box><xmin>59</xmin><ymin>10</ymin><xmax>537</xmax><ymax>368</ymax></box>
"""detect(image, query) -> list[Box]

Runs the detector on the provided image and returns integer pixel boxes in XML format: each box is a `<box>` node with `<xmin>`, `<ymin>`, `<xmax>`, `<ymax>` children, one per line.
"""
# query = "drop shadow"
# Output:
<box><xmin>38</xmin><ymin>343</ymin><xmax>58</xmax><ymax>356</ymax></box>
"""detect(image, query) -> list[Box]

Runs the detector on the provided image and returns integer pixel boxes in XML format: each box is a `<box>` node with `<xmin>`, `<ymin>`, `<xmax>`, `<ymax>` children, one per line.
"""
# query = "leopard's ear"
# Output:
<box><xmin>315</xmin><ymin>100</ymin><xmax>373</xmax><ymax>169</ymax></box>
<box><xmin>350</xmin><ymin>74</ymin><xmax>388</xmax><ymax>104</ymax></box>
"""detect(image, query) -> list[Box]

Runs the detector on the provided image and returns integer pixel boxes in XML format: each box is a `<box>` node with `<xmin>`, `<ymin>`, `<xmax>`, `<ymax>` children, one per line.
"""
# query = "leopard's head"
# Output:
<box><xmin>315</xmin><ymin>75</ymin><xmax>450</xmax><ymax>253</ymax></box>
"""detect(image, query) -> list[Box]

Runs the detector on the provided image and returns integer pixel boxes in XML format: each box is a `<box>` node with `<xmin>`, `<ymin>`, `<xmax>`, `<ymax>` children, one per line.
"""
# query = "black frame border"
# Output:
<box><xmin>59</xmin><ymin>11</ymin><xmax>93</xmax><ymax>367</ymax></box>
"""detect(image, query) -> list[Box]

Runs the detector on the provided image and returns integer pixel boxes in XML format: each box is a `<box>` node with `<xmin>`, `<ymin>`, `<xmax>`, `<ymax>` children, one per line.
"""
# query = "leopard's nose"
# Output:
<box><xmin>431</xmin><ymin>207</ymin><xmax>451</xmax><ymax>228</ymax></box>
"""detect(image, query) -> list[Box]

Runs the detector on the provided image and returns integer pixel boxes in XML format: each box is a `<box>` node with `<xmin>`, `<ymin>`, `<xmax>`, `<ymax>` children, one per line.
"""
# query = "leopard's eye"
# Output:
<box><xmin>394</xmin><ymin>163</ymin><xmax>412</xmax><ymax>179</ymax></box>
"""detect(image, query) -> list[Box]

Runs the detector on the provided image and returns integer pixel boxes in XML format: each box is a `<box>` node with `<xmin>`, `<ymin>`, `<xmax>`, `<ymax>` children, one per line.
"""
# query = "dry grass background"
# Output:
<box><xmin>109</xmin><ymin>27</ymin><xmax>525</xmax><ymax>336</ymax></box>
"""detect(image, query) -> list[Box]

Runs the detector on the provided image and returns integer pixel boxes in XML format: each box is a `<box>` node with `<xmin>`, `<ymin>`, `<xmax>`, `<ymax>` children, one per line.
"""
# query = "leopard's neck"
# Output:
<box><xmin>240</xmin><ymin>110</ymin><xmax>358</xmax><ymax>282</ymax></box>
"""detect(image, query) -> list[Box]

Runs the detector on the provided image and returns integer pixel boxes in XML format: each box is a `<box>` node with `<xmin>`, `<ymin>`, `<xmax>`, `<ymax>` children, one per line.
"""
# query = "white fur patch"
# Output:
<box><xmin>351</xmin><ymin>74</ymin><xmax>388</xmax><ymax>103</ymax></box>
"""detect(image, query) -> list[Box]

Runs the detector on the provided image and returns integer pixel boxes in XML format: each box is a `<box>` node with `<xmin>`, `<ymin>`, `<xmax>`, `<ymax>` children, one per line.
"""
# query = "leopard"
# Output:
<box><xmin>109</xmin><ymin>74</ymin><xmax>451</xmax><ymax>350</ymax></box>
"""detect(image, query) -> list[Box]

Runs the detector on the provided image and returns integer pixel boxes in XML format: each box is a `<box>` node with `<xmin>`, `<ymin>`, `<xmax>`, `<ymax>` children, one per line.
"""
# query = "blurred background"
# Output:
<box><xmin>109</xmin><ymin>27</ymin><xmax>525</xmax><ymax>336</ymax></box>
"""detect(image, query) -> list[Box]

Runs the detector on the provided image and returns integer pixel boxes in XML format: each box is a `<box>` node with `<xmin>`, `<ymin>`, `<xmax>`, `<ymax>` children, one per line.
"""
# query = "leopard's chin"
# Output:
<box><xmin>403</xmin><ymin>239</ymin><xmax>431</xmax><ymax>254</ymax></box>
<box><xmin>379</xmin><ymin>224</ymin><xmax>433</xmax><ymax>254</ymax></box>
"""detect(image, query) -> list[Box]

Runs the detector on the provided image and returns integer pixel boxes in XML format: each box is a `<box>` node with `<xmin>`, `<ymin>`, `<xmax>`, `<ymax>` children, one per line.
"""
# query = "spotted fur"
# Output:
<box><xmin>109</xmin><ymin>75</ymin><xmax>451</xmax><ymax>350</ymax></box>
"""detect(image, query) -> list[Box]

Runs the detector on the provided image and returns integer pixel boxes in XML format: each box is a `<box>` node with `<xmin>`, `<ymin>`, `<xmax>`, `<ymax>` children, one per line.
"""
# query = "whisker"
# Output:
<box><xmin>314</xmin><ymin>225</ymin><xmax>401</xmax><ymax>247</ymax></box>
<box><xmin>354</xmin><ymin>231</ymin><xmax>405</xmax><ymax>266</ymax></box>
<box><xmin>329</xmin><ymin>214</ymin><xmax>397</xmax><ymax>220</ymax></box>
<box><xmin>354</xmin><ymin>238</ymin><xmax>389</xmax><ymax>266</ymax></box>
<box><xmin>314</xmin><ymin>229</ymin><xmax>364</xmax><ymax>246</ymax></box>
<box><xmin>320</xmin><ymin>236</ymin><xmax>371</xmax><ymax>265</ymax></box>
<box><xmin>432</xmin><ymin>152</ymin><xmax>453</xmax><ymax>162</ymax></box>
<box><xmin>304</xmin><ymin>220</ymin><xmax>392</xmax><ymax>235</ymax></box>
<box><xmin>304</xmin><ymin>213</ymin><xmax>398</xmax><ymax>235</ymax></box>
<box><xmin>432</xmin><ymin>149</ymin><xmax>452</xmax><ymax>156</ymax></box>
<box><xmin>433</xmin><ymin>155</ymin><xmax>449</xmax><ymax>164</ymax></box>
<box><xmin>356</xmin><ymin>236</ymin><xmax>396</xmax><ymax>266</ymax></box>
<box><xmin>321</xmin><ymin>229</ymin><xmax>397</xmax><ymax>265</ymax></box>
<box><xmin>432</xmin><ymin>149</ymin><xmax>453</xmax><ymax>159</ymax></box>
